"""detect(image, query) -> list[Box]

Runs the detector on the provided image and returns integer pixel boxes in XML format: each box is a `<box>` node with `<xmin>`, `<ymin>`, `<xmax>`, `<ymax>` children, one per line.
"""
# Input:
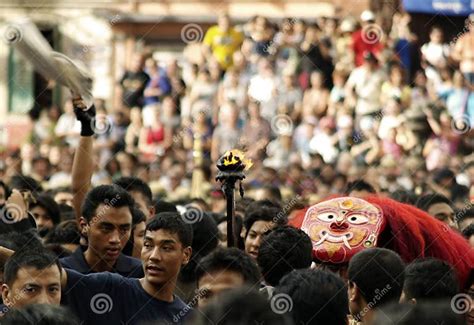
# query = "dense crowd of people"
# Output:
<box><xmin>0</xmin><ymin>8</ymin><xmax>473</xmax><ymax>325</ymax></box>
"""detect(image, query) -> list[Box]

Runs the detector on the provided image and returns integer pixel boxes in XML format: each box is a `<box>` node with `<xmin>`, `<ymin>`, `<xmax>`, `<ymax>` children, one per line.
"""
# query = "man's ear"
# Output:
<box><xmin>2</xmin><ymin>284</ymin><xmax>12</xmax><ymax>307</ymax></box>
<box><xmin>182</xmin><ymin>246</ymin><xmax>192</xmax><ymax>266</ymax></box>
<box><xmin>79</xmin><ymin>217</ymin><xmax>89</xmax><ymax>236</ymax></box>
<box><xmin>348</xmin><ymin>281</ymin><xmax>359</xmax><ymax>302</ymax></box>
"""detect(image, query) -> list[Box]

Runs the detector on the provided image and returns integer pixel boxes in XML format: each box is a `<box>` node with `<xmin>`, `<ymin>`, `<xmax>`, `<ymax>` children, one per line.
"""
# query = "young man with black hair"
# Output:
<box><xmin>30</xmin><ymin>194</ymin><xmax>61</xmax><ymax>237</ymax></box>
<box><xmin>401</xmin><ymin>258</ymin><xmax>459</xmax><ymax>303</ymax></box>
<box><xmin>257</xmin><ymin>226</ymin><xmax>312</xmax><ymax>287</ymax></box>
<box><xmin>347</xmin><ymin>247</ymin><xmax>405</xmax><ymax>324</ymax></box>
<box><xmin>195</xmin><ymin>247</ymin><xmax>261</xmax><ymax>307</ymax></box>
<box><xmin>0</xmin><ymin>212</ymin><xmax>193</xmax><ymax>324</ymax></box>
<box><xmin>276</xmin><ymin>268</ymin><xmax>349</xmax><ymax>325</ymax></box>
<box><xmin>243</xmin><ymin>200</ymin><xmax>287</xmax><ymax>259</ymax></box>
<box><xmin>60</xmin><ymin>185</ymin><xmax>143</xmax><ymax>277</ymax></box>
<box><xmin>2</xmin><ymin>249</ymin><xmax>62</xmax><ymax>310</ymax></box>
<box><xmin>416</xmin><ymin>193</ymin><xmax>456</xmax><ymax>228</ymax></box>
<box><xmin>114</xmin><ymin>176</ymin><xmax>156</xmax><ymax>219</ymax></box>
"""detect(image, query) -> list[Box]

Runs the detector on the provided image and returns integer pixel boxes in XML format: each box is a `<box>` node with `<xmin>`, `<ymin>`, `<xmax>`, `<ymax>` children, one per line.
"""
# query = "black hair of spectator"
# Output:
<box><xmin>57</xmin><ymin>203</ymin><xmax>75</xmax><ymax>221</ymax></box>
<box><xmin>30</xmin><ymin>194</ymin><xmax>61</xmax><ymax>225</ymax></box>
<box><xmin>44</xmin><ymin>243</ymin><xmax>73</xmax><ymax>258</ymax></box>
<box><xmin>390</xmin><ymin>190</ymin><xmax>417</xmax><ymax>205</ymax></box>
<box><xmin>257</xmin><ymin>226</ymin><xmax>312</xmax><ymax>286</ymax></box>
<box><xmin>1</xmin><ymin>304</ymin><xmax>80</xmax><ymax>325</ymax></box>
<box><xmin>452</xmin><ymin>184</ymin><xmax>470</xmax><ymax>202</ymax></box>
<box><xmin>416</xmin><ymin>193</ymin><xmax>451</xmax><ymax>211</ymax></box>
<box><xmin>0</xmin><ymin>180</ymin><xmax>11</xmax><ymax>200</ymax></box>
<box><xmin>44</xmin><ymin>220</ymin><xmax>81</xmax><ymax>246</ymax></box>
<box><xmin>146</xmin><ymin>212</ymin><xmax>193</xmax><ymax>247</ymax></box>
<box><xmin>113</xmin><ymin>176</ymin><xmax>153</xmax><ymax>206</ymax></box>
<box><xmin>348</xmin><ymin>248</ymin><xmax>405</xmax><ymax>308</ymax></box>
<box><xmin>190</xmin><ymin>198</ymin><xmax>211</xmax><ymax>211</ymax></box>
<box><xmin>154</xmin><ymin>200</ymin><xmax>178</xmax><ymax>214</ymax></box>
<box><xmin>4</xmin><ymin>248</ymin><xmax>61</xmax><ymax>286</ymax></box>
<box><xmin>244</xmin><ymin>200</ymin><xmax>286</xmax><ymax>237</ymax></box>
<box><xmin>258</xmin><ymin>185</ymin><xmax>283</xmax><ymax>203</ymax></box>
<box><xmin>194</xmin><ymin>287</ymin><xmax>293</xmax><ymax>325</ymax></box>
<box><xmin>276</xmin><ymin>268</ymin><xmax>348</xmax><ymax>325</ymax></box>
<box><xmin>235</xmin><ymin>197</ymin><xmax>255</xmax><ymax>215</ymax></box>
<box><xmin>462</xmin><ymin>223</ymin><xmax>474</xmax><ymax>239</ymax></box>
<box><xmin>0</xmin><ymin>230</ymin><xmax>43</xmax><ymax>252</ymax></box>
<box><xmin>195</xmin><ymin>247</ymin><xmax>261</xmax><ymax>286</ymax></box>
<box><xmin>8</xmin><ymin>175</ymin><xmax>42</xmax><ymax>193</ymax></box>
<box><xmin>433</xmin><ymin>168</ymin><xmax>455</xmax><ymax>184</ymax></box>
<box><xmin>81</xmin><ymin>185</ymin><xmax>135</xmax><ymax>222</ymax></box>
<box><xmin>344</xmin><ymin>179</ymin><xmax>376</xmax><ymax>195</ymax></box>
<box><xmin>179</xmin><ymin>212</ymin><xmax>219</xmax><ymax>283</ymax></box>
<box><xmin>403</xmin><ymin>258</ymin><xmax>459</xmax><ymax>301</ymax></box>
<box><xmin>373</xmin><ymin>301</ymin><xmax>463</xmax><ymax>325</ymax></box>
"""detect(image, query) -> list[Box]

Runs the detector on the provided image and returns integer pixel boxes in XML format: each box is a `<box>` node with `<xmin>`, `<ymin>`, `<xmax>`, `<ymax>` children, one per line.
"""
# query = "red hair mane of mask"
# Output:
<box><xmin>291</xmin><ymin>195</ymin><xmax>474</xmax><ymax>288</ymax></box>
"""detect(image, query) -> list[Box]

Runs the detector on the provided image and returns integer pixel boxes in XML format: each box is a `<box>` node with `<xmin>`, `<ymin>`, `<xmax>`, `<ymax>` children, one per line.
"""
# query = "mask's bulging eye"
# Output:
<box><xmin>317</xmin><ymin>212</ymin><xmax>337</xmax><ymax>222</ymax></box>
<box><xmin>347</xmin><ymin>214</ymin><xmax>369</xmax><ymax>225</ymax></box>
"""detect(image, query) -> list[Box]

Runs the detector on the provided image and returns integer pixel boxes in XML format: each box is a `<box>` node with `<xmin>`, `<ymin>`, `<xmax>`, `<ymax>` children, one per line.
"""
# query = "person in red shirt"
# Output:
<box><xmin>352</xmin><ymin>10</ymin><xmax>384</xmax><ymax>67</ymax></box>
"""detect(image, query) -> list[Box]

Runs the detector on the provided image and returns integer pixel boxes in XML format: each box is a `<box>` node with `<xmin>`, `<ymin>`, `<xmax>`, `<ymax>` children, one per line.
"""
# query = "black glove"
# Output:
<box><xmin>72</xmin><ymin>98</ymin><xmax>96</xmax><ymax>137</ymax></box>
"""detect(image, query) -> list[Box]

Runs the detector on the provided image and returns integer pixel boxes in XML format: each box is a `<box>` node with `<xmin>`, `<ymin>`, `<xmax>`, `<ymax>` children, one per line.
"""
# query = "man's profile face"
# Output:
<box><xmin>141</xmin><ymin>229</ymin><xmax>191</xmax><ymax>287</ymax></box>
<box><xmin>245</xmin><ymin>220</ymin><xmax>274</xmax><ymax>259</ymax></box>
<box><xmin>87</xmin><ymin>205</ymin><xmax>132</xmax><ymax>264</ymax></box>
<box><xmin>2</xmin><ymin>265</ymin><xmax>61</xmax><ymax>308</ymax></box>
<box><xmin>427</xmin><ymin>203</ymin><xmax>456</xmax><ymax>228</ymax></box>
<box><xmin>130</xmin><ymin>191</ymin><xmax>153</xmax><ymax>220</ymax></box>
<box><xmin>31</xmin><ymin>206</ymin><xmax>54</xmax><ymax>232</ymax></box>
<box><xmin>197</xmin><ymin>270</ymin><xmax>245</xmax><ymax>307</ymax></box>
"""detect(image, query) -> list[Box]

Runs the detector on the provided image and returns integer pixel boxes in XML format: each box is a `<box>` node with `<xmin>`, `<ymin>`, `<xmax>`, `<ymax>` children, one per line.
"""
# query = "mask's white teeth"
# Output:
<box><xmin>342</xmin><ymin>235</ymin><xmax>351</xmax><ymax>248</ymax></box>
<box><xmin>314</xmin><ymin>233</ymin><xmax>329</xmax><ymax>246</ymax></box>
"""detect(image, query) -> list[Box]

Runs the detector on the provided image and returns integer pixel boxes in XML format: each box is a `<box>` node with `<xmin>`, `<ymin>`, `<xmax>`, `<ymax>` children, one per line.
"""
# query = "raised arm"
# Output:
<box><xmin>71</xmin><ymin>96</ymin><xmax>96</xmax><ymax>223</ymax></box>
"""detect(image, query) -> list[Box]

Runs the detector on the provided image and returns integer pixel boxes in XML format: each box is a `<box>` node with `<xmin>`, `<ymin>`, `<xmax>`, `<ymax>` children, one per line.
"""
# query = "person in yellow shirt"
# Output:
<box><xmin>203</xmin><ymin>14</ymin><xmax>244</xmax><ymax>70</ymax></box>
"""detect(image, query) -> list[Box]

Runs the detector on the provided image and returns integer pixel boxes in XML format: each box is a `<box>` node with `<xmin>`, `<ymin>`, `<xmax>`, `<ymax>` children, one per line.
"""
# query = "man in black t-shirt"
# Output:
<box><xmin>119</xmin><ymin>53</ymin><xmax>150</xmax><ymax>109</ymax></box>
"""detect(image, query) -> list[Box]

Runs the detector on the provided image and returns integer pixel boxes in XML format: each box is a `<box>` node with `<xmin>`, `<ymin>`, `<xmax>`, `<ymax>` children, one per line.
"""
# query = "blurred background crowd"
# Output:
<box><xmin>0</xmin><ymin>9</ymin><xmax>474</xmax><ymax>242</ymax></box>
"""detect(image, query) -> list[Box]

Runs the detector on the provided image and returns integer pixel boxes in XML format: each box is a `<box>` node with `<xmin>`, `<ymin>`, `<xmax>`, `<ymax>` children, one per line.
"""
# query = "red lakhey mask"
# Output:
<box><xmin>301</xmin><ymin>197</ymin><xmax>386</xmax><ymax>264</ymax></box>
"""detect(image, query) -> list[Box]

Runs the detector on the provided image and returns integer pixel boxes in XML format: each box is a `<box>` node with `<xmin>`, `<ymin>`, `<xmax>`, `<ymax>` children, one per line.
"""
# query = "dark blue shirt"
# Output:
<box><xmin>63</xmin><ymin>269</ymin><xmax>190</xmax><ymax>325</ymax></box>
<box><xmin>60</xmin><ymin>248</ymin><xmax>144</xmax><ymax>278</ymax></box>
